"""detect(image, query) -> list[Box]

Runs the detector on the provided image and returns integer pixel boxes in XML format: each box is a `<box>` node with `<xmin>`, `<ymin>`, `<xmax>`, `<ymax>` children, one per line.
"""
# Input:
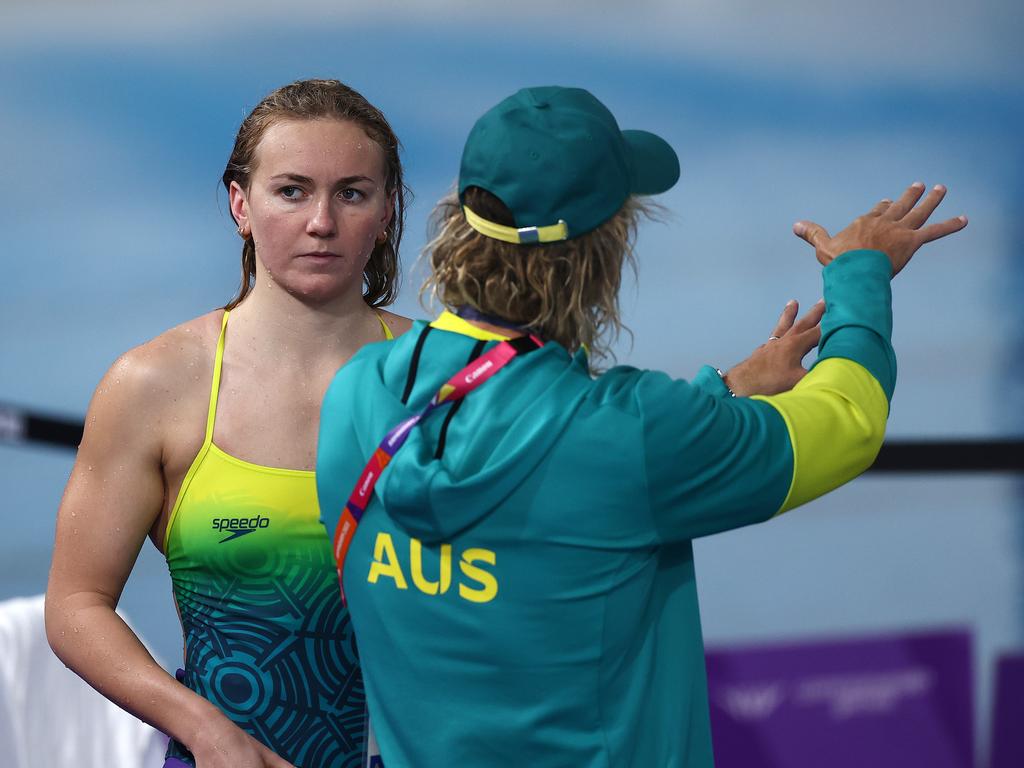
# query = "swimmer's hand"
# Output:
<box><xmin>793</xmin><ymin>181</ymin><xmax>967</xmax><ymax>276</ymax></box>
<box><xmin>723</xmin><ymin>298</ymin><xmax>825</xmax><ymax>397</ymax></box>
<box><xmin>191</xmin><ymin>719</ymin><xmax>297</xmax><ymax>768</ymax></box>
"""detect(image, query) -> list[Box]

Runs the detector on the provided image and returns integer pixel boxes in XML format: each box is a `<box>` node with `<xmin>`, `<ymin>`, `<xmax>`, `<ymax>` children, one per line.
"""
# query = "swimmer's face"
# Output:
<box><xmin>229</xmin><ymin>117</ymin><xmax>393</xmax><ymax>305</ymax></box>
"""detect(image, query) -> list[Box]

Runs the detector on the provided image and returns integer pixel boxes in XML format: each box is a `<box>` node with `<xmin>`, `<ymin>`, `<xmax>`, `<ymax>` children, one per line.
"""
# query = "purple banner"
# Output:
<box><xmin>706</xmin><ymin>628</ymin><xmax>973</xmax><ymax>768</ymax></box>
<box><xmin>990</xmin><ymin>652</ymin><xmax>1024</xmax><ymax>768</ymax></box>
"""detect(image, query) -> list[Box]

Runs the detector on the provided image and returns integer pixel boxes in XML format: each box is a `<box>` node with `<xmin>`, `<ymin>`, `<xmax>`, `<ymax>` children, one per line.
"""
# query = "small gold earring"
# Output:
<box><xmin>376</xmin><ymin>229</ymin><xmax>389</xmax><ymax>244</ymax></box>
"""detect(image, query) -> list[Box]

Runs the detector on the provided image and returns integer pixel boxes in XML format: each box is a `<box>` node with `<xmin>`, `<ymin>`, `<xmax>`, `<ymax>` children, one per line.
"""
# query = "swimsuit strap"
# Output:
<box><xmin>204</xmin><ymin>310</ymin><xmax>230</xmax><ymax>444</ymax></box>
<box><xmin>377</xmin><ymin>311</ymin><xmax>394</xmax><ymax>341</ymax></box>
<box><xmin>204</xmin><ymin>309</ymin><xmax>386</xmax><ymax>446</ymax></box>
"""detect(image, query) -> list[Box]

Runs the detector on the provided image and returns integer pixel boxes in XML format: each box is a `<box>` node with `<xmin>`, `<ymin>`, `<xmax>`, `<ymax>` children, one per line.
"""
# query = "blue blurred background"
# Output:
<box><xmin>1</xmin><ymin>0</ymin><xmax>1021</xmax><ymax>761</ymax></box>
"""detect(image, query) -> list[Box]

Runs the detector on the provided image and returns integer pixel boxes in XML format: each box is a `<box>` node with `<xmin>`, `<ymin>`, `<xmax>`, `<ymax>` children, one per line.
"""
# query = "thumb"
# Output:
<box><xmin>793</xmin><ymin>220</ymin><xmax>831</xmax><ymax>249</ymax></box>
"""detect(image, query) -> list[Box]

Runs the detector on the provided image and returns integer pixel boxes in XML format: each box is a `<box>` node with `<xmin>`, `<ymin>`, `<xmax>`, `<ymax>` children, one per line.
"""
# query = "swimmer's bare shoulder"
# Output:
<box><xmin>103</xmin><ymin>310</ymin><xmax>222</xmax><ymax>444</ymax></box>
<box><xmin>377</xmin><ymin>308</ymin><xmax>414</xmax><ymax>338</ymax></box>
<box><xmin>62</xmin><ymin>311</ymin><xmax>224</xmax><ymax>546</ymax></box>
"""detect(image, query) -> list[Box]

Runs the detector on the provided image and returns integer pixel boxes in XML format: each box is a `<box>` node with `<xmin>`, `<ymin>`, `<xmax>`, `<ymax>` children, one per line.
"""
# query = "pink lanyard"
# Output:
<box><xmin>332</xmin><ymin>333</ymin><xmax>542</xmax><ymax>603</ymax></box>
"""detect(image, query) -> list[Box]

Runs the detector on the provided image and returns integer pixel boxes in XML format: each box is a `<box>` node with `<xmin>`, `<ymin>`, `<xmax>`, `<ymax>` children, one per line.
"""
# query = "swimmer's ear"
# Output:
<box><xmin>228</xmin><ymin>180</ymin><xmax>251</xmax><ymax>237</ymax></box>
<box><xmin>381</xmin><ymin>189</ymin><xmax>396</xmax><ymax>230</ymax></box>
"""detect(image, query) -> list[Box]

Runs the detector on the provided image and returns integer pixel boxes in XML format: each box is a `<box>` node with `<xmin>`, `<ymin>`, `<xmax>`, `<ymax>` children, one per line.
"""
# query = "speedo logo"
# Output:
<box><xmin>212</xmin><ymin>516</ymin><xmax>270</xmax><ymax>543</ymax></box>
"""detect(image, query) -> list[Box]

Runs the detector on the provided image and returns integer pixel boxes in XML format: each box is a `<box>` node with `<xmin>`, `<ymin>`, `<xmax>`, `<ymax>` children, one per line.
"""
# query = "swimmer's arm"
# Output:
<box><xmin>45</xmin><ymin>349</ymin><xmax>294</xmax><ymax>768</ymax></box>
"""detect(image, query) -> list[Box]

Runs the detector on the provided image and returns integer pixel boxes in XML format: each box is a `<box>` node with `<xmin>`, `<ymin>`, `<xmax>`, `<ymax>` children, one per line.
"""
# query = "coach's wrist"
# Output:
<box><xmin>715</xmin><ymin>368</ymin><xmax>738</xmax><ymax>397</ymax></box>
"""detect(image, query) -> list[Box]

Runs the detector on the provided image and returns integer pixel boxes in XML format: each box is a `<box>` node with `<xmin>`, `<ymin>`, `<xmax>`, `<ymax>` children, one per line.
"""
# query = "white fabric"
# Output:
<box><xmin>0</xmin><ymin>594</ymin><xmax>167</xmax><ymax>768</ymax></box>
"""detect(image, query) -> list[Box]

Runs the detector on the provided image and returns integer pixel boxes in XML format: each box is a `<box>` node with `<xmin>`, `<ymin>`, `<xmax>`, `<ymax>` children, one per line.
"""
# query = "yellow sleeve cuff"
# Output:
<box><xmin>753</xmin><ymin>357</ymin><xmax>888</xmax><ymax>515</ymax></box>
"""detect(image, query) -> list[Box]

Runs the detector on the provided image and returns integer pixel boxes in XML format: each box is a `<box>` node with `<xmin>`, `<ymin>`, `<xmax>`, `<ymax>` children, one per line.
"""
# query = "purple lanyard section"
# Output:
<box><xmin>332</xmin><ymin>330</ymin><xmax>542</xmax><ymax>603</ymax></box>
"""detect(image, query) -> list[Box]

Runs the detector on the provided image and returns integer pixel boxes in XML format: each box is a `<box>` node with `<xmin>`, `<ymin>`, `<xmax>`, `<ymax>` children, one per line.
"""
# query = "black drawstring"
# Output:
<box><xmin>401</xmin><ymin>325</ymin><xmax>433</xmax><ymax>405</ymax></box>
<box><xmin>434</xmin><ymin>339</ymin><xmax>486</xmax><ymax>459</ymax></box>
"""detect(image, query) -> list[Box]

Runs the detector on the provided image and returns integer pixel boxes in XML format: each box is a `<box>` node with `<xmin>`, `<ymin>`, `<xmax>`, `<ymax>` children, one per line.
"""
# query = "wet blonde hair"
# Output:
<box><xmin>222</xmin><ymin>79</ymin><xmax>407</xmax><ymax>310</ymax></box>
<box><xmin>422</xmin><ymin>187</ymin><xmax>652</xmax><ymax>366</ymax></box>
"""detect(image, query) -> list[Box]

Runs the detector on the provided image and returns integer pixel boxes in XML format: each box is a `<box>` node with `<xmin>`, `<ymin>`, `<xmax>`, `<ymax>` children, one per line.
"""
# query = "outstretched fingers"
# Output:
<box><xmin>918</xmin><ymin>214</ymin><xmax>969</xmax><ymax>244</ymax></box>
<box><xmin>793</xmin><ymin>220</ymin><xmax>835</xmax><ymax>266</ymax></box>
<box><xmin>884</xmin><ymin>181</ymin><xmax>926</xmax><ymax>220</ymax></box>
<box><xmin>792</xmin><ymin>298</ymin><xmax>825</xmax><ymax>334</ymax></box>
<box><xmin>770</xmin><ymin>300</ymin><xmax>799</xmax><ymax>340</ymax></box>
<box><xmin>902</xmin><ymin>184</ymin><xmax>947</xmax><ymax>229</ymax></box>
<box><xmin>791</xmin><ymin>299</ymin><xmax>824</xmax><ymax>356</ymax></box>
<box><xmin>794</xmin><ymin>182</ymin><xmax>966</xmax><ymax>278</ymax></box>
<box><xmin>793</xmin><ymin>220</ymin><xmax>831</xmax><ymax>248</ymax></box>
<box><xmin>867</xmin><ymin>198</ymin><xmax>893</xmax><ymax>216</ymax></box>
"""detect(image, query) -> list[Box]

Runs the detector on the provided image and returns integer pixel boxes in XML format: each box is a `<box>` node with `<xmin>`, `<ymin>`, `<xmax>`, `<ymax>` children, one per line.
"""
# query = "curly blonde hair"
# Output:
<box><xmin>421</xmin><ymin>187</ymin><xmax>655</xmax><ymax>367</ymax></box>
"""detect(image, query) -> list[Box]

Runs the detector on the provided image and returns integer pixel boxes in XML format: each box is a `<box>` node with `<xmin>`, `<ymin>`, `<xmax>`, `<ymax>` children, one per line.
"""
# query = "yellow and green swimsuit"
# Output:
<box><xmin>164</xmin><ymin>310</ymin><xmax>391</xmax><ymax>768</ymax></box>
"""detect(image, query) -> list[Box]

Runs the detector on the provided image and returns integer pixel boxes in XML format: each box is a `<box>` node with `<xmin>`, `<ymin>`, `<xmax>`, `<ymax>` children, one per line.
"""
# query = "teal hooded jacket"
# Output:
<box><xmin>317</xmin><ymin>249</ymin><xmax>895</xmax><ymax>767</ymax></box>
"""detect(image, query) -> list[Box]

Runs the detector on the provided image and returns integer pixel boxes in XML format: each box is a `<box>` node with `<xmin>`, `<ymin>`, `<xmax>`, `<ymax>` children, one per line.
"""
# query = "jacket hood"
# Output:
<box><xmin>351</xmin><ymin>321</ymin><xmax>592</xmax><ymax>544</ymax></box>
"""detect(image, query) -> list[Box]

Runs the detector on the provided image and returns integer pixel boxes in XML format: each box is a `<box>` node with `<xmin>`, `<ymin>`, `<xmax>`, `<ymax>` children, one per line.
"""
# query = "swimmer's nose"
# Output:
<box><xmin>307</xmin><ymin>197</ymin><xmax>337</xmax><ymax>238</ymax></box>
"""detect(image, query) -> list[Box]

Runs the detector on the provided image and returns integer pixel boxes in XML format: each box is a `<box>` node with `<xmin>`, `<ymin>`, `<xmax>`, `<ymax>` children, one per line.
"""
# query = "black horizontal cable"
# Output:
<box><xmin>869</xmin><ymin>439</ymin><xmax>1024</xmax><ymax>473</ymax></box>
<box><xmin>0</xmin><ymin>404</ymin><xmax>84</xmax><ymax>450</ymax></box>
<box><xmin>1</xmin><ymin>402</ymin><xmax>1022</xmax><ymax>473</ymax></box>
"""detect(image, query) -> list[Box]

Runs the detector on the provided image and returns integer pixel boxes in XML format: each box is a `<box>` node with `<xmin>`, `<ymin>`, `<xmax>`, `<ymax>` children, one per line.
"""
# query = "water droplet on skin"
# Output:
<box><xmin>70</xmin><ymin>511</ymin><xmax>77</xmax><ymax>518</ymax></box>
<box><xmin>73</xmin><ymin>627</ymin><xmax>80</xmax><ymax>633</ymax></box>
<box><xmin>87</xmin><ymin>465</ymin><xmax>93</xmax><ymax>471</ymax></box>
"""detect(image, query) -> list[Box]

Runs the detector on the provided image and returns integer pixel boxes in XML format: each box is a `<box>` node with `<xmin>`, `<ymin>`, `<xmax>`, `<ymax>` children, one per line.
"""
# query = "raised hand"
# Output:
<box><xmin>793</xmin><ymin>182</ymin><xmax>967</xmax><ymax>276</ymax></box>
<box><xmin>724</xmin><ymin>298</ymin><xmax>826</xmax><ymax>397</ymax></box>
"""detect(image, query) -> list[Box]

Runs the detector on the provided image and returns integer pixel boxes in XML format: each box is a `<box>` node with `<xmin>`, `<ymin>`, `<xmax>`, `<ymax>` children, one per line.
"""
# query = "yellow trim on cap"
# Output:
<box><xmin>463</xmin><ymin>205</ymin><xmax>569</xmax><ymax>244</ymax></box>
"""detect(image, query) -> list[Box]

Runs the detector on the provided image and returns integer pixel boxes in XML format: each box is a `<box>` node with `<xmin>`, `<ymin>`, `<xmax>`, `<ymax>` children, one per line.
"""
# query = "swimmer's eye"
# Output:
<box><xmin>279</xmin><ymin>185</ymin><xmax>305</xmax><ymax>200</ymax></box>
<box><xmin>340</xmin><ymin>188</ymin><xmax>366</xmax><ymax>202</ymax></box>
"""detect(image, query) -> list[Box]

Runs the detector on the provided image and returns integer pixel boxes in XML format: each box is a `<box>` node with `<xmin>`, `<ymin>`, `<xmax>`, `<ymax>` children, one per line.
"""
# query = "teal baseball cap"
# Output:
<box><xmin>458</xmin><ymin>86</ymin><xmax>680</xmax><ymax>244</ymax></box>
